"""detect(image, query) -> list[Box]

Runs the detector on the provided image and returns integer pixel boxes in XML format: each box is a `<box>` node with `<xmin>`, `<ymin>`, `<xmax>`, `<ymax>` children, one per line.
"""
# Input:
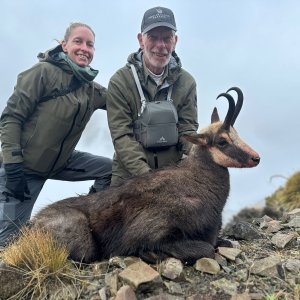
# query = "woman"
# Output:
<box><xmin>0</xmin><ymin>22</ymin><xmax>112</xmax><ymax>246</ymax></box>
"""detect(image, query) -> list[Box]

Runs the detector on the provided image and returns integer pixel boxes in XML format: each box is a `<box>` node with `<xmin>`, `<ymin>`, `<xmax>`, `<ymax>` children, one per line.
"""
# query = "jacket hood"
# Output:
<box><xmin>37</xmin><ymin>45</ymin><xmax>98</xmax><ymax>82</ymax></box>
<box><xmin>37</xmin><ymin>45</ymin><xmax>72</xmax><ymax>72</ymax></box>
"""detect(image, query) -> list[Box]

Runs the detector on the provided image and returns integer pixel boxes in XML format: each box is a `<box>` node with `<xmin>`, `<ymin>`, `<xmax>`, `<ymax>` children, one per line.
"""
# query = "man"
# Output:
<box><xmin>107</xmin><ymin>6</ymin><xmax>198</xmax><ymax>186</ymax></box>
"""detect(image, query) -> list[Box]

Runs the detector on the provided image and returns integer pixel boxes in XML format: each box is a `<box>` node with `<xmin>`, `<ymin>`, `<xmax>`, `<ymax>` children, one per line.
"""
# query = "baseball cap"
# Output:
<box><xmin>141</xmin><ymin>7</ymin><xmax>177</xmax><ymax>34</ymax></box>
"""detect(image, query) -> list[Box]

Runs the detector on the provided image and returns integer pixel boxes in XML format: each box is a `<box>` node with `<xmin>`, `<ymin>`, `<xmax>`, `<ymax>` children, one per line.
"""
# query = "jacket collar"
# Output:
<box><xmin>127</xmin><ymin>49</ymin><xmax>182</xmax><ymax>85</ymax></box>
<box><xmin>37</xmin><ymin>45</ymin><xmax>98</xmax><ymax>82</ymax></box>
<box><xmin>37</xmin><ymin>45</ymin><xmax>71</xmax><ymax>72</ymax></box>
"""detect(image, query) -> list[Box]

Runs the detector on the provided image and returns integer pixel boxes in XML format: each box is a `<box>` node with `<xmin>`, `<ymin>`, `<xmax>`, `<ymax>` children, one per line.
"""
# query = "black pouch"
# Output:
<box><xmin>130</xmin><ymin>64</ymin><xmax>178</xmax><ymax>149</ymax></box>
<box><xmin>134</xmin><ymin>100</ymin><xmax>178</xmax><ymax>149</ymax></box>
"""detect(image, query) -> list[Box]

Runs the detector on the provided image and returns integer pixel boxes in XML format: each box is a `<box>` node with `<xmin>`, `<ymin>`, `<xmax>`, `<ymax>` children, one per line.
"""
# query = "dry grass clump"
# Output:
<box><xmin>1</xmin><ymin>227</ymin><xmax>78</xmax><ymax>299</ymax></box>
<box><xmin>266</xmin><ymin>171</ymin><xmax>300</xmax><ymax>212</ymax></box>
<box><xmin>2</xmin><ymin>227</ymin><xmax>69</xmax><ymax>272</ymax></box>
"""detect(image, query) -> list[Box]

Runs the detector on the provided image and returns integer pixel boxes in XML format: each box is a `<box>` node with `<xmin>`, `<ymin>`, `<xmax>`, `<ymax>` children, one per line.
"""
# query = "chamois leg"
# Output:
<box><xmin>216</xmin><ymin>238</ymin><xmax>233</xmax><ymax>248</ymax></box>
<box><xmin>33</xmin><ymin>208</ymin><xmax>98</xmax><ymax>263</ymax></box>
<box><xmin>216</xmin><ymin>218</ymin><xmax>233</xmax><ymax>248</ymax></box>
<box><xmin>139</xmin><ymin>239</ymin><xmax>215</xmax><ymax>265</ymax></box>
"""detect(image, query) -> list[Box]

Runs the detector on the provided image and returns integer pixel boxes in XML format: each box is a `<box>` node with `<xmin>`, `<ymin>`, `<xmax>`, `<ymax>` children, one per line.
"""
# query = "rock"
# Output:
<box><xmin>118</xmin><ymin>261</ymin><xmax>161</xmax><ymax>289</ymax></box>
<box><xmin>225</xmin><ymin>221</ymin><xmax>264</xmax><ymax>240</ymax></box>
<box><xmin>258</xmin><ymin>215</ymin><xmax>274</xmax><ymax>229</ymax></box>
<box><xmin>92</xmin><ymin>261</ymin><xmax>109</xmax><ymax>274</ymax></box>
<box><xmin>186</xmin><ymin>295</ymin><xmax>217</xmax><ymax>300</ymax></box>
<box><xmin>105</xmin><ymin>269</ymin><xmax>120</xmax><ymax>296</ymax></box>
<box><xmin>109</xmin><ymin>256</ymin><xmax>140</xmax><ymax>269</ymax></box>
<box><xmin>144</xmin><ymin>294</ymin><xmax>185</xmax><ymax>300</ymax></box>
<box><xmin>283</xmin><ymin>259</ymin><xmax>300</xmax><ymax>274</ymax></box>
<box><xmin>284</xmin><ymin>208</ymin><xmax>300</xmax><ymax>221</ymax></box>
<box><xmin>109</xmin><ymin>256</ymin><xmax>128</xmax><ymax>269</ymax></box>
<box><xmin>250</xmin><ymin>255</ymin><xmax>282</xmax><ymax>277</ymax></box>
<box><xmin>230</xmin><ymin>240</ymin><xmax>241</xmax><ymax>249</ymax></box>
<box><xmin>271</xmin><ymin>232</ymin><xmax>299</xmax><ymax>248</ymax></box>
<box><xmin>48</xmin><ymin>284</ymin><xmax>79</xmax><ymax>300</ymax></box>
<box><xmin>286</xmin><ymin>216</ymin><xmax>300</xmax><ymax>228</ymax></box>
<box><xmin>160</xmin><ymin>258</ymin><xmax>183</xmax><ymax>280</ymax></box>
<box><xmin>233</xmin><ymin>269</ymin><xmax>248</xmax><ymax>281</ymax></box>
<box><xmin>230</xmin><ymin>293</ymin><xmax>251</xmax><ymax>300</ymax></box>
<box><xmin>163</xmin><ymin>281</ymin><xmax>184</xmax><ymax>295</ymax></box>
<box><xmin>115</xmin><ymin>285</ymin><xmax>137</xmax><ymax>300</ymax></box>
<box><xmin>194</xmin><ymin>258</ymin><xmax>220</xmax><ymax>274</ymax></box>
<box><xmin>265</xmin><ymin>220</ymin><xmax>282</xmax><ymax>233</ymax></box>
<box><xmin>247</xmin><ymin>293</ymin><xmax>264</xmax><ymax>299</ymax></box>
<box><xmin>214</xmin><ymin>253</ymin><xmax>227</xmax><ymax>266</ymax></box>
<box><xmin>217</xmin><ymin>247</ymin><xmax>242</xmax><ymax>261</ymax></box>
<box><xmin>0</xmin><ymin>267</ymin><xmax>27</xmax><ymax>299</ymax></box>
<box><xmin>210</xmin><ymin>278</ymin><xmax>239</xmax><ymax>296</ymax></box>
<box><xmin>99</xmin><ymin>287</ymin><xmax>108</xmax><ymax>300</ymax></box>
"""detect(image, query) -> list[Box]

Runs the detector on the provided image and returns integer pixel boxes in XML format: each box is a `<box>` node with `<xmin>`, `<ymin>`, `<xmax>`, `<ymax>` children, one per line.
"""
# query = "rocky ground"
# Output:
<box><xmin>0</xmin><ymin>208</ymin><xmax>299</xmax><ymax>300</ymax></box>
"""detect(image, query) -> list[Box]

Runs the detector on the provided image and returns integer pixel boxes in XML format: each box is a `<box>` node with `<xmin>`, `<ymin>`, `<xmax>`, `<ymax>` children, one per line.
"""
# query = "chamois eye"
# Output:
<box><xmin>217</xmin><ymin>139</ymin><xmax>228</xmax><ymax>147</ymax></box>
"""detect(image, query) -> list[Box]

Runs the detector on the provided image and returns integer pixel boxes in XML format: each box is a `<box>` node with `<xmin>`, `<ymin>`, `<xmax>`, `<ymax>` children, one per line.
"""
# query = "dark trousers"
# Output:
<box><xmin>0</xmin><ymin>150</ymin><xmax>112</xmax><ymax>246</ymax></box>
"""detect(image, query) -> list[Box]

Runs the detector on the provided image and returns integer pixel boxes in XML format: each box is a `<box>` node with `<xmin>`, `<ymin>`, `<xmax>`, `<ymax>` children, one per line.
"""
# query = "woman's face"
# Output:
<box><xmin>61</xmin><ymin>26</ymin><xmax>95</xmax><ymax>67</ymax></box>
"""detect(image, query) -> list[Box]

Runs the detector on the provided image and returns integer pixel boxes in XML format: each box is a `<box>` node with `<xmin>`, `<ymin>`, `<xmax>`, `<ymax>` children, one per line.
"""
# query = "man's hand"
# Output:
<box><xmin>4</xmin><ymin>163</ymin><xmax>30</xmax><ymax>202</ymax></box>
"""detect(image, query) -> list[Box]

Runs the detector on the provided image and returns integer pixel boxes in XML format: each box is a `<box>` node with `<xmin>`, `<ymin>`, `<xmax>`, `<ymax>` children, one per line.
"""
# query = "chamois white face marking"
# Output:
<box><xmin>210</xmin><ymin>147</ymin><xmax>240</xmax><ymax>168</ymax></box>
<box><xmin>209</xmin><ymin>127</ymin><xmax>260</xmax><ymax>168</ymax></box>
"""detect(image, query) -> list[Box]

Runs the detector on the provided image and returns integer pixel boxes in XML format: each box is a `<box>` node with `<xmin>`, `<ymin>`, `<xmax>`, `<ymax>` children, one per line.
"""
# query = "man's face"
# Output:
<box><xmin>138</xmin><ymin>27</ymin><xmax>177</xmax><ymax>75</ymax></box>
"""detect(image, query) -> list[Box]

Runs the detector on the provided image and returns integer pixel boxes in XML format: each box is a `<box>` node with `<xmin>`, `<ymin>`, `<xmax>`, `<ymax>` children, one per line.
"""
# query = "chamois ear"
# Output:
<box><xmin>211</xmin><ymin>107</ymin><xmax>220</xmax><ymax>123</ymax></box>
<box><xmin>183</xmin><ymin>134</ymin><xmax>208</xmax><ymax>146</ymax></box>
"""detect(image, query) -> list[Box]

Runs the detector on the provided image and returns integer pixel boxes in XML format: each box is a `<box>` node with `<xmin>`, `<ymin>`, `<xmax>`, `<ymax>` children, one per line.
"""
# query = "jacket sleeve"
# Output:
<box><xmin>107</xmin><ymin>72</ymin><xmax>151</xmax><ymax>176</ymax></box>
<box><xmin>0</xmin><ymin>63</ymin><xmax>51</xmax><ymax>164</ymax></box>
<box><xmin>93</xmin><ymin>81</ymin><xmax>107</xmax><ymax>110</ymax></box>
<box><xmin>177</xmin><ymin>77</ymin><xmax>199</xmax><ymax>155</ymax></box>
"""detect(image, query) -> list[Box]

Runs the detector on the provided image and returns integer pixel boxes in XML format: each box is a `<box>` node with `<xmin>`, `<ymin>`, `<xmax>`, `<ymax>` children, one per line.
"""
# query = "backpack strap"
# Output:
<box><xmin>130</xmin><ymin>64</ymin><xmax>173</xmax><ymax>116</ymax></box>
<box><xmin>130</xmin><ymin>64</ymin><xmax>146</xmax><ymax>116</ymax></box>
<box><xmin>167</xmin><ymin>85</ymin><xmax>173</xmax><ymax>102</ymax></box>
<box><xmin>39</xmin><ymin>78</ymin><xmax>82</xmax><ymax>103</ymax></box>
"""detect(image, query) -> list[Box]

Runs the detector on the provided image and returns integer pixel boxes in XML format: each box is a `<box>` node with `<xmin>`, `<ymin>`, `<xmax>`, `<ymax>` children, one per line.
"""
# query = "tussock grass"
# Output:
<box><xmin>266</xmin><ymin>171</ymin><xmax>300</xmax><ymax>212</ymax></box>
<box><xmin>1</xmin><ymin>227</ymin><xmax>79</xmax><ymax>299</ymax></box>
<box><xmin>2</xmin><ymin>227</ymin><xmax>69</xmax><ymax>272</ymax></box>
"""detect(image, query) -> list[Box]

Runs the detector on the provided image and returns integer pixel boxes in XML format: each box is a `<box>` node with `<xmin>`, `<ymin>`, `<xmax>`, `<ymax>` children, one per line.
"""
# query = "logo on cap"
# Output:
<box><xmin>141</xmin><ymin>6</ymin><xmax>177</xmax><ymax>34</ymax></box>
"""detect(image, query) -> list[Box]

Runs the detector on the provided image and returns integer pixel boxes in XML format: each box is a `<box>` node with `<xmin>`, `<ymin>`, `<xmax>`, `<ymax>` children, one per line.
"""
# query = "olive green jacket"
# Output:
<box><xmin>0</xmin><ymin>45</ymin><xmax>107</xmax><ymax>177</ymax></box>
<box><xmin>107</xmin><ymin>50</ymin><xmax>198</xmax><ymax>184</ymax></box>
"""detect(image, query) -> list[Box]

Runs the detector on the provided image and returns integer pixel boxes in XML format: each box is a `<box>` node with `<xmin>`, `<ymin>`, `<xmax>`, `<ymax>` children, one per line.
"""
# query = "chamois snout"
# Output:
<box><xmin>248</xmin><ymin>154</ymin><xmax>260</xmax><ymax>167</ymax></box>
<box><xmin>237</xmin><ymin>141</ymin><xmax>260</xmax><ymax>168</ymax></box>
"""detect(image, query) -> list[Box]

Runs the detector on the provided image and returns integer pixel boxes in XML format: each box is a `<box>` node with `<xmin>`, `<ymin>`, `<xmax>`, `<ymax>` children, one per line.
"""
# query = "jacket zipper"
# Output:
<box><xmin>46</xmin><ymin>101</ymin><xmax>81</xmax><ymax>177</ymax></box>
<box><xmin>81</xmin><ymin>102</ymin><xmax>90</xmax><ymax>123</ymax></box>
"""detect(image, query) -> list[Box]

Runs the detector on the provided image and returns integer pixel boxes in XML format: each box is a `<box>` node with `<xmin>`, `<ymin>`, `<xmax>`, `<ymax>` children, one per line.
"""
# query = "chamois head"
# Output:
<box><xmin>185</xmin><ymin>87</ymin><xmax>260</xmax><ymax>168</ymax></box>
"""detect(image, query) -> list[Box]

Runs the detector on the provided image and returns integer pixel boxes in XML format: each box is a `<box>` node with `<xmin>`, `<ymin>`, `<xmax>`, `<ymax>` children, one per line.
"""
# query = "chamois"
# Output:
<box><xmin>32</xmin><ymin>87</ymin><xmax>260</xmax><ymax>264</ymax></box>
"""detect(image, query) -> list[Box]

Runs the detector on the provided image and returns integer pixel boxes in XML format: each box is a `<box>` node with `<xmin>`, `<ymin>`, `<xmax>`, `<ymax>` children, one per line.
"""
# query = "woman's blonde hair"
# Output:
<box><xmin>64</xmin><ymin>22</ymin><xmax>95</xmax><ymax>42</ymax></box>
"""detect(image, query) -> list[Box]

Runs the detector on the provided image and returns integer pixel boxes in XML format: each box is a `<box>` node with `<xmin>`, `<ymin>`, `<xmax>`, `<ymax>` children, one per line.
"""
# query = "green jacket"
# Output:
<box><xmin>107</xmin><ymin>50</ymin><xmax>198</xmax><ymax>184</ymax></box>
<box><xmin>0</xmin><ymin>45</ymin><xmax>107</xmax><ymax>177</ymax></box>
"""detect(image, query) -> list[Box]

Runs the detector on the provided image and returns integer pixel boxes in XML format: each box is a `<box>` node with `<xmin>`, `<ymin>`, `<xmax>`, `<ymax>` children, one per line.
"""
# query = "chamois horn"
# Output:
<box><xmin>216</xmin><ymin>92</ymin><xmax>235</xmax><ymax>130</ymax></box>
<box><xmin>226</xmin><ymin>87</ymin><xmax>243</xmax><ymax>126</ymax></box>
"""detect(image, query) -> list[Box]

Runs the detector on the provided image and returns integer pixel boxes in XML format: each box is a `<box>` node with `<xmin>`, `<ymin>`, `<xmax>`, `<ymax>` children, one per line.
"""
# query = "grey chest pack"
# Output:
<box><xmin>130</xmin><ymin>64</ymin><xmax>179</xmax><ymax>149</ymax></box>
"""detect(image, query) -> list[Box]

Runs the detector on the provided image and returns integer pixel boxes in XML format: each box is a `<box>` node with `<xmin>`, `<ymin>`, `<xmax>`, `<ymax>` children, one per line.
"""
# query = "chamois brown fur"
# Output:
<box><xmin>32</xmin><ymin>87</ymin><xmax>260</xmax><ymax>264</ymax></box>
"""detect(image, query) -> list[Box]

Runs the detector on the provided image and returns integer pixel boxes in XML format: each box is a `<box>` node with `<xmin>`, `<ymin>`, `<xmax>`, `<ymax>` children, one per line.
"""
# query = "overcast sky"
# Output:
<box><xmin>1</xmin><ymin>1</ymin><xmax>299</xmax><ymax>223</ymax></box>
